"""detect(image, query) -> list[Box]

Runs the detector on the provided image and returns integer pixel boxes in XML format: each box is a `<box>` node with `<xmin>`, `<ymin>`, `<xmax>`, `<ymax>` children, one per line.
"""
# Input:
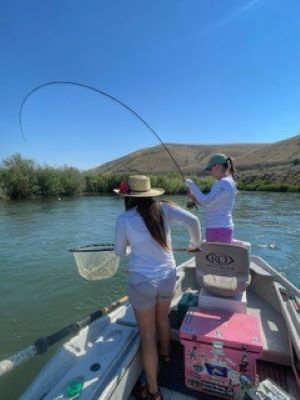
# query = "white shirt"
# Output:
<box><xmin>185</xmin><ymin>176</ymin><xmax>237</xmax><ymax>229</ymax></box>
<box><xmin>114</xmin><ymin>202</ymin><xmax>201</xmax><ymax>279</ymax></box>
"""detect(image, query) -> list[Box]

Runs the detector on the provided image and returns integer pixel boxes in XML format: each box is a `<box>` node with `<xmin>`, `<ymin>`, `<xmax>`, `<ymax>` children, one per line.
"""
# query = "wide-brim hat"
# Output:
<box><xmin>113</xmin><ymin>175</ymin><xmax>165</xmax><ymax>197</ymax></box>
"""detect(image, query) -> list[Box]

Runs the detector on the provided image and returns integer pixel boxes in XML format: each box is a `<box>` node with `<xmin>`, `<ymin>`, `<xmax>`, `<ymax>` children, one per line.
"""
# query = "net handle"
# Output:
<box><xmin>69</xmin><ymin>243</ymin><xmax>114</xmax><ymax>253</ymax></box>
<box><xmin>69</xmin><ymin>243</ymin><xmax>192</xmax><ymax>253</ymax></box>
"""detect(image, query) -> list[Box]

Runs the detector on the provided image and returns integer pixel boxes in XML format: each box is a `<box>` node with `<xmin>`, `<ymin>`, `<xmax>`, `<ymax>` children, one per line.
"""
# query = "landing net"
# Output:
<box><xmin>70</xmin><ymin>244</ymin><xmax>120</xmax><ymax>281</ymax></box>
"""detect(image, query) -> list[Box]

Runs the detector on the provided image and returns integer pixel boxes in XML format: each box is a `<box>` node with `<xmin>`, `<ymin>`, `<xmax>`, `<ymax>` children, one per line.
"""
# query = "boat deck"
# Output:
<box><xmin>18</xmin><ymin>254</ymin><xmax>299</xmax><ymax>400</ymax></box>
<box><xmin>128</xmin><ymin>256</ymin><xmax>299</xmax><ymax>399</ymax></box>
<box><xmin>130</xmin><ymin>310</ymin><xmax>295</xmax><ymax>399</ymax></box>
<box><xmin>158</xmin><ymin>340</ymin><xmax>291</xmax><ymax>400</ymax></box>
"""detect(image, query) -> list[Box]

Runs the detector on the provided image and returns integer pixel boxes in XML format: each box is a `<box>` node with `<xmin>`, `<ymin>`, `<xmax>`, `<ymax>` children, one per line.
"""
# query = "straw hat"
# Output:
<box><xmin>113</xmin><ymin>175</ymin><xmax>165</xmax><ymax>197</ymax></box>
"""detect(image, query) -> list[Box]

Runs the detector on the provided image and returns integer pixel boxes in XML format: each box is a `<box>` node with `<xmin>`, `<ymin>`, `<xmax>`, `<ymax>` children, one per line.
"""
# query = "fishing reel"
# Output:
<box><xmin>186</xmin><ymin>201</ymin><xmax>198</xmax><ymax>210</ymax></box>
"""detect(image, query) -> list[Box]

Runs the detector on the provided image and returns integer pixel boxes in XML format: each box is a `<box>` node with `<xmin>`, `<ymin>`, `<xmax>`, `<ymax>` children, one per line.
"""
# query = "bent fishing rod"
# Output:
<box><xmin>19</xmin><ymin>81</ymin><xmax>197</xmax><ymax>208</ymax></box>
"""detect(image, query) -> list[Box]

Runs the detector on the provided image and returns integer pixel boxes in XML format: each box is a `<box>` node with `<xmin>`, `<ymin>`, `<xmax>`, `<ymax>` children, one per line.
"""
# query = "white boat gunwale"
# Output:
<box><xmin>19</xmin><ymin>251</ymin><xmax>300</xmax><ymax>400</ymax></box>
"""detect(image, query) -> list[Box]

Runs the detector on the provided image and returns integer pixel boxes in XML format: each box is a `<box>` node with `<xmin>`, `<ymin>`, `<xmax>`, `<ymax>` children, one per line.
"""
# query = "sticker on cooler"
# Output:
<box><xmin>180</xmin><ymin>308</ymin><xmax>263</xmax><ymax>399</ymax></box>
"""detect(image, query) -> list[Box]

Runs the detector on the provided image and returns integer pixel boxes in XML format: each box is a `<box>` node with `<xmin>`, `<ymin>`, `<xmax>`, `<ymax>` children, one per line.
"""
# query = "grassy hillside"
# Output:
<box><xmin>235</xmin><ymin>135</ymin><xmax>300</xmax><ymax>185</ymax></box>
<box><xmin>94</xmin><ymin>135</ymin><xmax>300</xmax><ymax>185</ymax></box>
<box><xmin>94</xmin><ymin>143</ymin><xmax>267</xmax><ymax>175</ymax></box>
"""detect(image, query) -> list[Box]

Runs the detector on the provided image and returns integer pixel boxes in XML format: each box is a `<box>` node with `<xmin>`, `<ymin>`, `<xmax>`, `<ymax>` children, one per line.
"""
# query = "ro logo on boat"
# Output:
<box><xmin>206</xmin><ymin>252</ymin><xmax>234</xmax><ymax>266</ymax></box>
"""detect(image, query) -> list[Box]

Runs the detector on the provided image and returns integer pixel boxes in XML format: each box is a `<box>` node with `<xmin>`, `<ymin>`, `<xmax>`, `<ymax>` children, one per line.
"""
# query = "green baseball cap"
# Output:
<box><xmin>205</xmin><ymin>153</ymin><xmax>228</xmax><ymax>171</ymax></box>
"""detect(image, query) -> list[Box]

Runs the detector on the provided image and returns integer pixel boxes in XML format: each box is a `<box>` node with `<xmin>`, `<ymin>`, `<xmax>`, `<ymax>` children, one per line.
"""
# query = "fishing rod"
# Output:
<box><xmin>19</xmin><ymin>81</ymin><xmax>197</xmax><ymax>209</ymax></box>
<box><xmin>19</xmin><ymin>81</ymin><xmax>184</xmax><ymax>178</ymax></box>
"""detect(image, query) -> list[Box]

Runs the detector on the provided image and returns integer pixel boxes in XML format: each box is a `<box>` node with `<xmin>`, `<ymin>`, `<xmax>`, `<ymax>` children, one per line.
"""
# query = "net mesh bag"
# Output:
<box><xmin>71</xmin><ymin>245</ymin><xmax>120</xmax><ymax>281</ymax></box>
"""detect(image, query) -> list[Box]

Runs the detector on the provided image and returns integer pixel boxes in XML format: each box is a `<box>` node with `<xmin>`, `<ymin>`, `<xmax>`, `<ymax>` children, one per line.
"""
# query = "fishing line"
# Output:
<box><xmin>19</xmin><ymin>81</ymin><xmax>185</xmax><ymax>180</ymax></box>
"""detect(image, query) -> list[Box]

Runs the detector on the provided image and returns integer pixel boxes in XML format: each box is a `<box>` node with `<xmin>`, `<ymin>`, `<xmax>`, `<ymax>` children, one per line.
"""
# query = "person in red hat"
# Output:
<box><xmin>114</xmin><ymin>175</ymin><xmax>201</xmax><ymax>400</ymax></box>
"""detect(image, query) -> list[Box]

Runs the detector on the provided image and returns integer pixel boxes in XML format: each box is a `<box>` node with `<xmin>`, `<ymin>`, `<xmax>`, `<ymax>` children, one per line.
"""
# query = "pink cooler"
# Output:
<box><xmin>180</xmin><ymin>308</ymin><xmax>263</xmax><ymax>399</ymax></box>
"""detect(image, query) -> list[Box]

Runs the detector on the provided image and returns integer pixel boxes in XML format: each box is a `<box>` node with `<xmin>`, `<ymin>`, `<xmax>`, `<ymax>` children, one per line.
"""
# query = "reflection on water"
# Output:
<box><xmin>0</xmin><ymin>192</ymin><xmax>299</xmax><ymax>398</ymax></box>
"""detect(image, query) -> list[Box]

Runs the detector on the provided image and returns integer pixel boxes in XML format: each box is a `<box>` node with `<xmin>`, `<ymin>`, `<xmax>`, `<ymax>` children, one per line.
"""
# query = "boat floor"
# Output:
<box><xmin>159</xmin><ymin>340</ymin><xmax>290</xmax><ymax>399</ymax></box>
<box><xmin>128</xmin><ymin>285</ymin><xmax>299</xmax><ymax>399</ymax></box>
<box><xmin>130</xmin><ymin>334</ymin><xmax>294</xmax><ymax>400</ymax></box>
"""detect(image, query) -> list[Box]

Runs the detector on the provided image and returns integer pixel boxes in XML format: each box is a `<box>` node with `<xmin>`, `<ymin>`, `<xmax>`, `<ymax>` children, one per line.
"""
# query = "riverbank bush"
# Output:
<box><xmin>0</xmin><ymin>154</ymin><xmax>38</xmax><ymax>199</ymax></box>
<box><xmin>237</xmin><ymin>181</ymin><xmax>300</xmax><ymax>192</ymax></box>
<box><xmin>0</xmin><ymin>154</ymin><xmax>84</xmax><ymax>199</ymax></box>
<box><xmin>1</xmin><ymin>154</ymin><xmax>299</xmax><ymax>200</ymax></box>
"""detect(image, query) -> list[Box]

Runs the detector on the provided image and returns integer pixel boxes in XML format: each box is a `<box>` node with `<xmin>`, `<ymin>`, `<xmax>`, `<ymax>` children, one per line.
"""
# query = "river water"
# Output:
<box><xmin>0</xmin><ymin>192</ymin><xmax>299</xmax><ymax>398</ymax></box>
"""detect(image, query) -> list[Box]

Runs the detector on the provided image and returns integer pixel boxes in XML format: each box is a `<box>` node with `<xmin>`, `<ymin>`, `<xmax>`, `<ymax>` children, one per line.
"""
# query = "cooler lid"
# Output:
<box><xmin>180</xmin><ymin>308</ymin><xmax>263</xmax><ymax>353</ymax></box>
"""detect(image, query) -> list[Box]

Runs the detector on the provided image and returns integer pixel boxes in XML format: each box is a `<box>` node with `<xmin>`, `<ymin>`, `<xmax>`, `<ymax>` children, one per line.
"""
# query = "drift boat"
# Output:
<box><xmin>16</xmin><ymin>242</ymin><xmax>300</xmax><ymax>399</ymax></box>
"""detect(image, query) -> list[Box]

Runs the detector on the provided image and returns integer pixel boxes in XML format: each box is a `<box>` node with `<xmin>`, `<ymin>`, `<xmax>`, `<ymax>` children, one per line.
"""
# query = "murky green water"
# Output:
<box><xmin>0</xmin><ymin>192</ymin><xmax>299</xmax><ymax>399</ymax></box>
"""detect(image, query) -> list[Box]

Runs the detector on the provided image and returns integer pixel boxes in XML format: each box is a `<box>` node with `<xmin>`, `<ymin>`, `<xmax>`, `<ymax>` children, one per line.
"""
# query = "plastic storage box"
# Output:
<box><xmin>180</xmin><ymin>308</ymin><xmax>263</xmax><ymax>399</ymax></box>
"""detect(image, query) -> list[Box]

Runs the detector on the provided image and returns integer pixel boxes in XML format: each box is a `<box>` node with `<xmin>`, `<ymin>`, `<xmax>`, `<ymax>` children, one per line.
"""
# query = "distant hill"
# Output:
<box><xmin>93</xmin><ymin>135</ymin><xmax>300</xmax><ymax>185</ymax></box>
<box><xmin>235</xmin><ymin>135</ymin><xmax>300</xmax><ymax>185</ymax></box>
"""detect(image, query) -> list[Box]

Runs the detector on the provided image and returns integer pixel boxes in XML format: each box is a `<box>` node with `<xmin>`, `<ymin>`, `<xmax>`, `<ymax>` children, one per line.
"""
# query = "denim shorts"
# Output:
<box><xmin>128</xmin><ymin>268</ymin><xmax>177</xmax><ymax>310</ymax></box>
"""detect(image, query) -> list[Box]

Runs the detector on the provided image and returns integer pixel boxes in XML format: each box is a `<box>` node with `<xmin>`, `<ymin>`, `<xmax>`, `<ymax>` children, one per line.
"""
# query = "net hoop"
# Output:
<box><xmin>70</xmin><ymin>244</ymin><xmax>120</xmax><ymax>281</ymax></box>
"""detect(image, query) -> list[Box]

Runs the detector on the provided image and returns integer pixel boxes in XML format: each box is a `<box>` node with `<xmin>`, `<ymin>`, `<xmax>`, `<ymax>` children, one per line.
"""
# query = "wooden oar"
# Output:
<box><xmin>0</xmin><ymin>295</ymin><xmax>128</xmax><ymax>377</ymax></box>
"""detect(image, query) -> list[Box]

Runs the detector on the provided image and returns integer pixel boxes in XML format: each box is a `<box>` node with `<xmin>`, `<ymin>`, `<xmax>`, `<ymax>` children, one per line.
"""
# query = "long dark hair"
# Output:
<box><xmin>125</xmin><ymin>197</ymin><xmax>168</xmax><ymax>249</ymax></box>
<box><xmin>224</xmin><ymin>157</ymin><xmax>236</xmax><ymax>180</ymax></box>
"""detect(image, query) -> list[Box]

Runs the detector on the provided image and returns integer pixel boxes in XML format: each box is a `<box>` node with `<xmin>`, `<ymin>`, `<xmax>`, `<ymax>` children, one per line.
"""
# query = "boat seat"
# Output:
<box><xmin>195</xmin><ymin>242</ymin><xmax>251</xmax><ymax>297</ymax></box>
<box><xmin>198</xmin><ymin>287</ymin><xmax>247</xmax><ymax>313</ymax></box>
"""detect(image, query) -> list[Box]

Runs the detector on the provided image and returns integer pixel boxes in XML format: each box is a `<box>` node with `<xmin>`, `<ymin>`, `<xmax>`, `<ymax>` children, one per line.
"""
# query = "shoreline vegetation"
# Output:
<box><xmin>1</xmin><ymin>154</ymin><xmax>300</xmax><ymax>201</ymax></box>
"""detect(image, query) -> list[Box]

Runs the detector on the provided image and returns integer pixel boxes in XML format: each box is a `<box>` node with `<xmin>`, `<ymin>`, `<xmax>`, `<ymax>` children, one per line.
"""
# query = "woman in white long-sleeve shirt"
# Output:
<box><xmin>114</xmin><ymin>175</ymin><xmax>201</xmax><ymax>400</ymax></box>
<box><xmin>185</xmin><ymin>153</ymin><xmax>237</xmax><ymax>243</ymax></box>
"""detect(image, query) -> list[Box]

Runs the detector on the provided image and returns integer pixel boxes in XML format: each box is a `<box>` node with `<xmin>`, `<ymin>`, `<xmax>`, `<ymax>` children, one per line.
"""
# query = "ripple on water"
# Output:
<box><xmin>0</xmin><ymin>192</ymin><xmax>299</xmax><ymax>399</ymax></box>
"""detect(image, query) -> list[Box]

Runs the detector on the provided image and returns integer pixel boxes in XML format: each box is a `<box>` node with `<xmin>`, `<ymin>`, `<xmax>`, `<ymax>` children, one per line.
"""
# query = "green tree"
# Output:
<box><xmin>83</xmin><ymin>172</ymin><xmax>113</xmax><ymax>193</ymax></box>
<box><xmin>1</xmin><ymin>154</ymin><xmax>38</xmax><ymax>199</ymax></box>
<box><xmin>36</xmin><ymin>167</ymin><xmax>62</xmax><ymax>197</ymax></box>
<box><xmin>60</xmin><ymin>167</ymin><xmax>84</xmax><ymax>196</ymax></box>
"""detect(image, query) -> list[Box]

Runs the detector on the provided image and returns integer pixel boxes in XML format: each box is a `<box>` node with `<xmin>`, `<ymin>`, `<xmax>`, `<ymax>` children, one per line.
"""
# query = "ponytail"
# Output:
<box><xmin>226</xmin><ymin>157</ymin><xmax>236</xmax><ymax>180</ymax></box>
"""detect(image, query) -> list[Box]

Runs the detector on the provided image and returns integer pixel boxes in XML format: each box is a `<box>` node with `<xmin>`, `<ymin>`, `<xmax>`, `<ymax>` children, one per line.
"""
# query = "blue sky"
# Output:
<box><xmin>1</xmin><ymin>0</ymin><xmax>300</xmax><ymax>170</ymax></box>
